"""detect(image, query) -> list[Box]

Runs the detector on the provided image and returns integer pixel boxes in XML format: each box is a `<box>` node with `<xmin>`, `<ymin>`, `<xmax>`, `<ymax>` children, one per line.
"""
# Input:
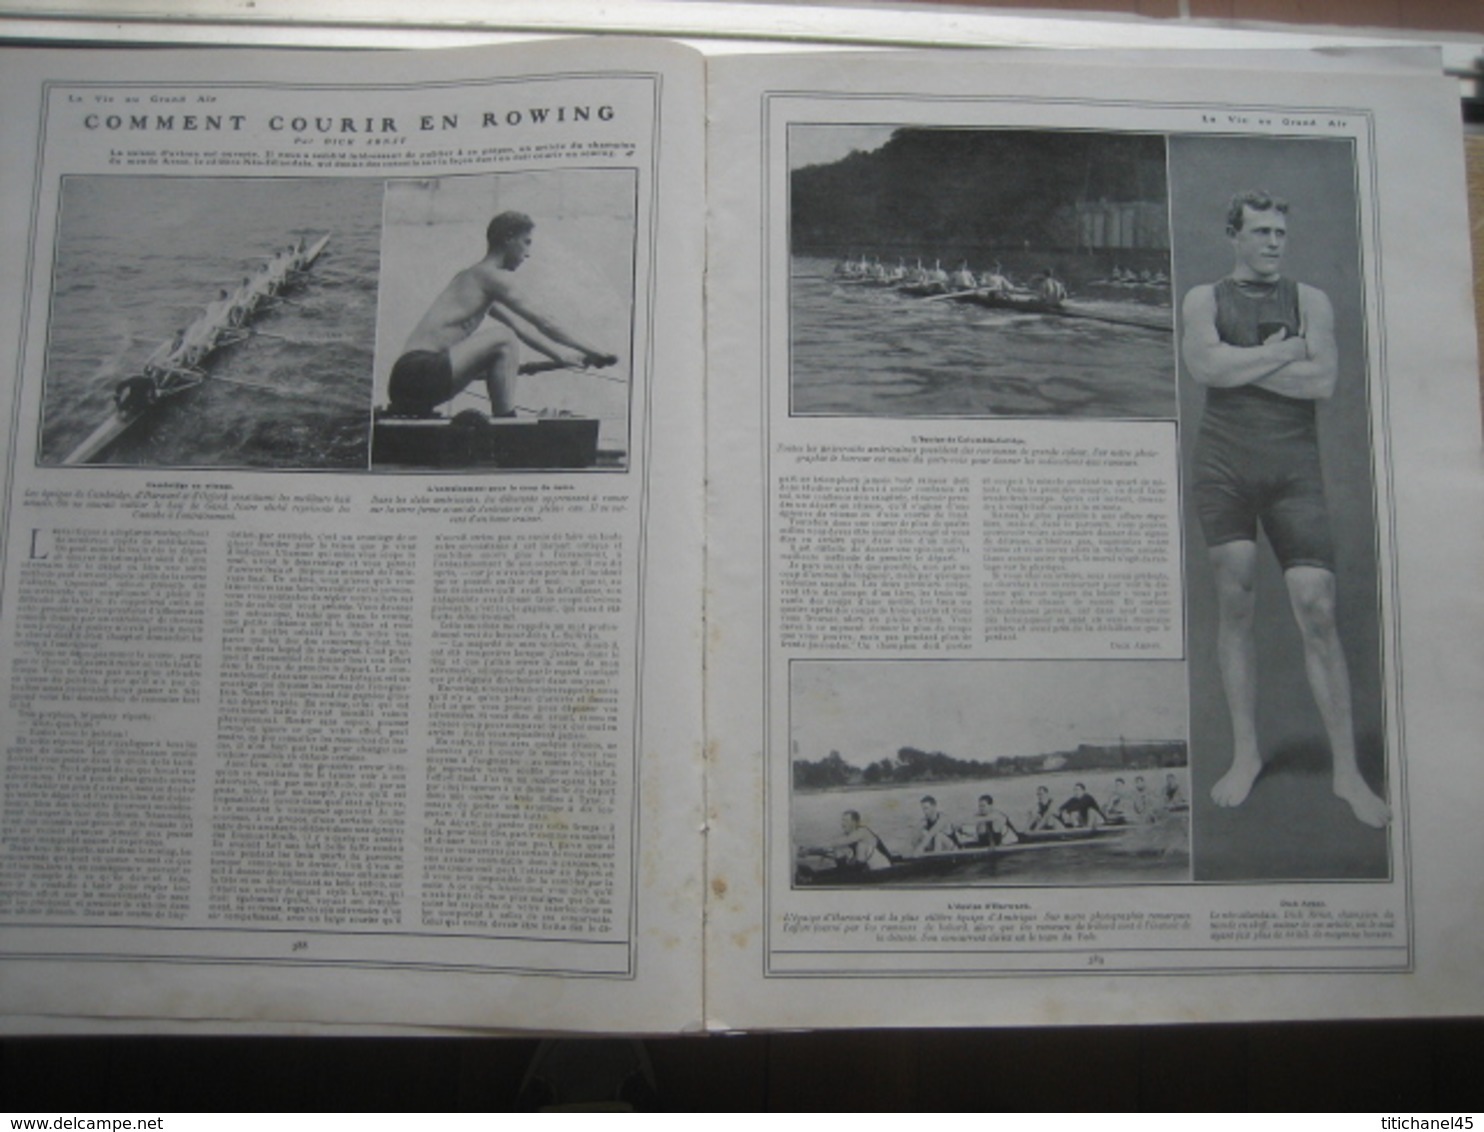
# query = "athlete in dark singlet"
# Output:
<box><xmin>386</xmin><ymin>210</ymin><xmax>612</xmax><ymax>418</ymax></box>
<box><xmin>1026</xmin><ymin>785</ymin><xmax>1063</xmax><ymax>832</ymax></box>
<box><xmin>1182</xmin><ymin>190</ymin><xmax>1388</xmax><ymax>828</ymax></box>
<box><xmin>1057</xmin><ymin>783</ymin><xmax>1107</xmax><ymax>828</ymax></box>
<box><xmin>911</xmin><ymin>796</ymin><xmax>961</xmax><ymax>855</ymax></box>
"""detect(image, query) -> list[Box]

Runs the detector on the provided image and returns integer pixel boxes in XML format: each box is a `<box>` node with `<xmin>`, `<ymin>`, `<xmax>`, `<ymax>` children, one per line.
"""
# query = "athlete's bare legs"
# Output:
<box><xmin>1284</xmin><ymin>565</ymin><xmax>1391</xmax><ymax>827</ymax></box>
<box><xmin>1209</xmin><ymin>540</ymin><xmax>1264</xmax><ymax>807</ymax></box>
<box><xmin>447</xmin><ymin>321</ymin><xmax>520</xmax><ymax>415</ymax></box>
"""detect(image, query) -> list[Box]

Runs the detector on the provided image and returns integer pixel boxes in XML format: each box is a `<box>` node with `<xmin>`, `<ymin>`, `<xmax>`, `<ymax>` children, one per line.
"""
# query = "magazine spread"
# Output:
<box><xmin>0</xmin><ymin>37</ymin><xmax>1480</xmax><ymax>1034</ymax></box>
<box><xmin>0</xmin><ymin>38</ymin><xmax>707</xmax><ymax>1034</ymax></box>
<box><xmin>703</xmin><ymin>48</ymin><xmax>1484</xmax><ymax>1028</ymax></box>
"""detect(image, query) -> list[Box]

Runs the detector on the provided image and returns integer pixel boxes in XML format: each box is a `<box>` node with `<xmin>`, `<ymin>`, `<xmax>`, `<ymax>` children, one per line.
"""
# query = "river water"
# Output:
<box><xmin>790</xmin><ymin>256</ymin><xmax>1178</xmax><ymax>420</ymax></box>
<box><xmin>41</xmin><ymin>177</ymin><xmax>381</xmax><ymax>469</ymax></box>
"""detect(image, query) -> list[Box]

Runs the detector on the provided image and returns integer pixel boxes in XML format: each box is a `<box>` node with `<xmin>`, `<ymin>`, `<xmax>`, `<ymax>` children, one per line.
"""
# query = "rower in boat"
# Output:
<box><xmin>180</xmin><ymin>289</ymin><xmax>236</xmax><ymax>362</ymax></box>
<box><xmin>1104</xmin><ymin>777</ymin><xmax>1132</xmax><ymax>822</ymax></box>
<box><xmin>257</xmin><ymin>246</ymin><xmax>295</xmax><ymax>297</ymax></box>
<box><xmin>800</xmin><ymin>810</ymin><xmax>894</xmax><ymax>874</ymax></box>
<box><xmin>1130</xmin><ymin>775</ymin><xmax>1156</xmax><ymax>821</ymax></box>
<box><xmin>1163</xmin><ymin>772</ymin><xmax>1186</xmax><ymax>810</ymax></box>
<box><xmin>1026</xmin><ymin>785</ymin><xmax>1065</xmax><ymax>832</ymax></box>
<box><xmin>1057</xmin><ymin>782</ymin><xmax>1109</xmax><ymax>828</ymax></box>
<box><xmin>951</xmin><ymin>260</ymin><xmax>977</xmax><ymax>290</ymax></box>
<box><xmin>246</xmin><ymin>266</ymin><xmax>277</xmax><ymax>307</ymax></box>
<box><xmin>961</xmin><ymin>794</ymin><xmax>1019</xmax><ymax>847</ymax></box>
<box><xmin>911</xmin><ymin>795</ymin><xmax>962</xmax><ymax>855</ymax></box>
<box><xmin>141</xmin><ymin>328</ymin><xmax>187</xmax><ymax>381</ymax></box>
<box><xmin>979</xmin><ymin>262</ymin><xmax>1012</xmax><ymax>295</ymax></box>
<box><xmin>1037</xmin><ymin>268</ymin><xmax>1067</xmax><ymax>304</ymax></box>
<box><xmin>227</xmin><ymin>276</ymin><xmax>258</xmax><ymax>327</ymax></box>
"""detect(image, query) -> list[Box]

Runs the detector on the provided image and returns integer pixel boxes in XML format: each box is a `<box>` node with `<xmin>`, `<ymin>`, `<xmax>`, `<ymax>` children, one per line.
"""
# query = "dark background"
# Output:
<box><xmin>5</xmin><ymin>1022</ymin><xmax>1484</xmax><ymax>1109</ymax></box>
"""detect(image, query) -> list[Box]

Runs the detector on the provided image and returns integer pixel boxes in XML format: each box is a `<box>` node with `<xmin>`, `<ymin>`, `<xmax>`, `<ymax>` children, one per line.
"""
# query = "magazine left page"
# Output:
<box><xmin>0</xmin><ymin>37</ymin><xmax>707</xmax><ymax>1034</ymax></box>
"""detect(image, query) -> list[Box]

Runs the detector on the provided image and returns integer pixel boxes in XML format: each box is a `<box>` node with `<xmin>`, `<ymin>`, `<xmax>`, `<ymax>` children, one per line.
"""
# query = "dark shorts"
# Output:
<box><xmin>1194</xmin><ymin>386</ymin><xmax>1335</xmax><ymax>572</ymax></box>
<box><xmin>387</xmin><ymin>349</ymin><xmax>455</xmax><ymax>416</ymax></box>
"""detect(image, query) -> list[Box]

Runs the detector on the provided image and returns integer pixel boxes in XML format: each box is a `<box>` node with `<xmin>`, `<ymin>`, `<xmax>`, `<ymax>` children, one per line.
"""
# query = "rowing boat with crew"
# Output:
<box><xmin>945</xmin><ymin>286</ymin><xmax>1172</xmax><ymax>332</ymax></box>
<box><xmin>832</xmin><ymin>254</ymin><xmax>1172</xmax><ymax>333</ymax></box>
<box><xmin>795</xmin><ymin>824</ymin><xmax>1134</xmax><ymax>887</ymax></box>
<box><xmin>62</xmin><ymin>233</ymin><xmax>332</xmax><ymax>466</ymax></box>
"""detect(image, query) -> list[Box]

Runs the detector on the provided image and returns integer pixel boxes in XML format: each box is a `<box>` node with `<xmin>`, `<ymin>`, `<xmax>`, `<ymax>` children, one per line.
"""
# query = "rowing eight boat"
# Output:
<box><xmin>62</xmin><ymin>233</ymin><xmax>332</xmax><ymax>466</ymax></box>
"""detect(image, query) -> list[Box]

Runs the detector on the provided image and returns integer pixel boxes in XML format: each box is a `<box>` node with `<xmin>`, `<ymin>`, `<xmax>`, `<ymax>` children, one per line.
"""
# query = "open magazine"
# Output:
<box><xmin>0</xmin><ymin>37</ymin><xmax>1479</xmax><ymax>1034</ymax></box>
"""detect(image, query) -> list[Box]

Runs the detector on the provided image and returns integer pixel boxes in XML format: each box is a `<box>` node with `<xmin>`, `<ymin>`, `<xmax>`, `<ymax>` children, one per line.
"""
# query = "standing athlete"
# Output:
<box><xmin>386</xmin><ymin>210</ymin><xmax>614</xmax><ymax>418</ymax></box>
<box><xmin>1181</xmin><ymin>189</ymin><xmax>1389</xmax><ymax>828</ymax></box>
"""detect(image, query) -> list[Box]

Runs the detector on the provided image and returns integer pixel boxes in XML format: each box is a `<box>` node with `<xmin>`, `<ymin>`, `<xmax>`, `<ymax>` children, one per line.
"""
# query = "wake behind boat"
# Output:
<box><xmin>62</xmin><ymin>233</ymin><xmax>332</xmax><ymax>466</ymax></box>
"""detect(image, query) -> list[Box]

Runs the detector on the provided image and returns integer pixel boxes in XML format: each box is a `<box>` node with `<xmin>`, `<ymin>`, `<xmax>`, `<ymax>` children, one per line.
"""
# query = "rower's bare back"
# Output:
<box><xmin>403</xmin><ymin>261</ymin><xmax>513</xmax><ymax>354</ymax></box>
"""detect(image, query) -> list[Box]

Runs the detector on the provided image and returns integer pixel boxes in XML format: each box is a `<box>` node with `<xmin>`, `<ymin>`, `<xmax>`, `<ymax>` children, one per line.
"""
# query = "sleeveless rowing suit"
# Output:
<box><xmin>1193</xmin><ymin>276</ymin><xmax>1335</xmax><ymax>571</ymax></box>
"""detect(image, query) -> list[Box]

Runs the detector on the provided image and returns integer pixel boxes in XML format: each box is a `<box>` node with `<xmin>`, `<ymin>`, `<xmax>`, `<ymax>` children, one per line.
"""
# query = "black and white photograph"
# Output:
<box><xmin>1170</xmin><ymin>135</ymin><xmax>1390</xmax><ymax>882</ymax></box>
<box><xmin>39</xmin><ymin>176</ymin><xmax>379</xmax><ymax>469</ymax></box>
<box><xmin>789</xmin><ymin>659</ymin><xmax>1190</xmax><ymax>888</ymax></box>
<box><xmin>372</xmin><ymin>171</ymin><xmax>636</xmax><ymax>471</ymax></box>
<box><xmin>789</xmin><ymin>125</ymin><xmax>1176</xmax><ymax>419</ymax></box>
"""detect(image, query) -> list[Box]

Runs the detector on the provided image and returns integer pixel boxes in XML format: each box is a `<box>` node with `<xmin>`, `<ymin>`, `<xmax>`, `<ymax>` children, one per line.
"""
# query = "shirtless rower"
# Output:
<box><xmin>979</xmin><ymin>262</ymin><xmax>1012</xmax><ymax>296</ymax></box>
<box><xmin>386</xmin><ymin>210</ymin><xmax>613</xmax><ymax>418</ymax></box>
<box><xmin>228</xmin><ymin>277</ymin><xmax>258</xmax><ymax>327</ymax></box>
<box><xmin>141</xmin><ymin>328</ymin><xmax>190</xmax><ymax>382</ymax></box>
<box><xmin>1037</xmin><ymin>268</ymin><xmax>1067</xmax><ymax>304</ymax></box>
<box><xmin>179</xmin><ymin>289</ymin><xmax>234</xmax><ymax>364</ymax></box>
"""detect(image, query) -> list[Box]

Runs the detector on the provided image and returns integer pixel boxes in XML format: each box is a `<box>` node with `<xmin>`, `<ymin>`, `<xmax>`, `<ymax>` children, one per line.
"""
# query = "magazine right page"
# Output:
<box><xmin>704</xmin><ymin>46</ymin><xmax>1484</xmax><ymax>1028</ymax></box>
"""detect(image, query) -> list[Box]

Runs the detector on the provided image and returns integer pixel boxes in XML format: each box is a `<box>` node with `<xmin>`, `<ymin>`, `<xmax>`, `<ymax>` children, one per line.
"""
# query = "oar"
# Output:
<box><xmin>924</xmin><ymin>286</ymin><xmax>991</xmax><ymax>303</ymax></box>
<box><xmin>208</xmin><ymin>374</ymin><xmax>319</xmax><ymax>401</ymax></box>
<box><xmin>517</xmin><ymin>355</ymin><xmax>626</xmax><ymax>382</ymax></box>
